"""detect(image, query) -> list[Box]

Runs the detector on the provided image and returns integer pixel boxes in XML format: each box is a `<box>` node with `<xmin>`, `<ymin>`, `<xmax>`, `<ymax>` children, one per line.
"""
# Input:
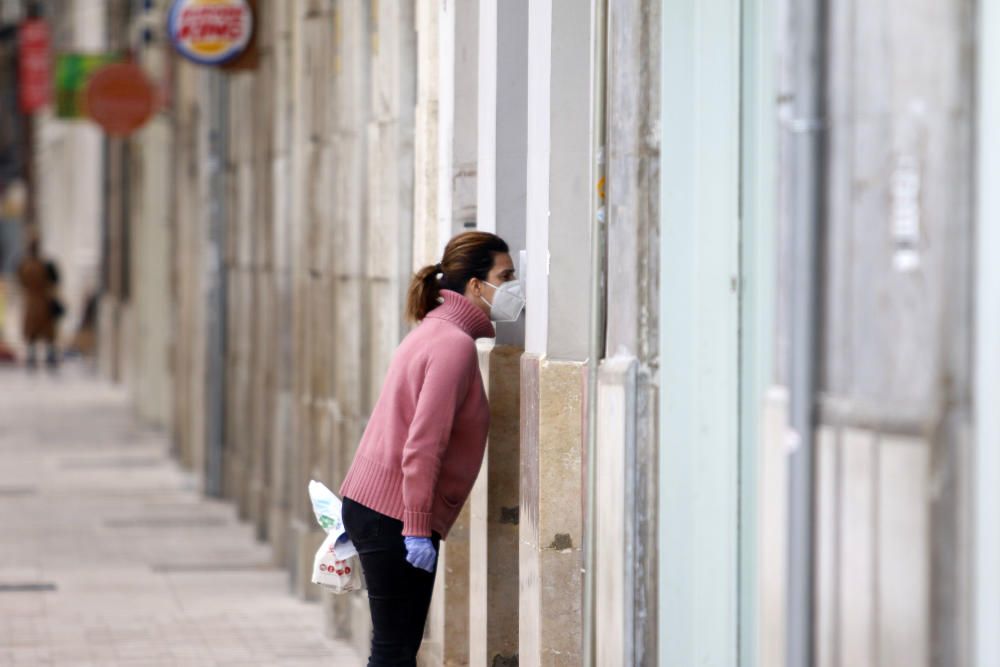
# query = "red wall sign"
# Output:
<box><xmin>168</xmin><ymin>0</ymin><xmax>254</xmax><ymax>66</ymax></box>
<box><xmin>19</xmin><ymin>19</ymin><xmax>51</xmax><ymax>113</ymax></box>
<box><xmin>83</xmin><ymin>63</ymin><xmax>157</xmax><ymax>137</ymax></box>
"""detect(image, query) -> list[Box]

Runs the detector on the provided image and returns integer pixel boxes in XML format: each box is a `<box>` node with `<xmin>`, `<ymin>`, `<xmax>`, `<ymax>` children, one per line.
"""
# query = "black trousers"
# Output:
<box><xmin>341</xmin><ymin>497</ymin><xmax>441</xmax><ymax>667</ymax></box>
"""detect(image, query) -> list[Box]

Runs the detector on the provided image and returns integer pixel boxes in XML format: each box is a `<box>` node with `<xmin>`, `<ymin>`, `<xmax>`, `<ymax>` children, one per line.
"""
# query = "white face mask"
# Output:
<box><xmin>480</xmin><ymin>280</ymin><xmax>526</xmax><ymax>322</ymax></box>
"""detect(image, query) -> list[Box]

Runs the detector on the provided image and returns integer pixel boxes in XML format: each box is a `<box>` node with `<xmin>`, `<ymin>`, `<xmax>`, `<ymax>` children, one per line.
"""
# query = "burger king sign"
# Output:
<box><xmin>168</xmin><ymin>0</ymin><xmax>254</xmax><ymax>66</ymax></box>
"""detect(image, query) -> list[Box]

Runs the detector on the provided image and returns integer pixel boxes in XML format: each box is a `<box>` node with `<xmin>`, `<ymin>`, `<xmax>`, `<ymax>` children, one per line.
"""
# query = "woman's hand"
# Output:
<box><xmin>403</xmin><ymin>536</ymin><xmax>437</xmax><ymax>573</ymax></box>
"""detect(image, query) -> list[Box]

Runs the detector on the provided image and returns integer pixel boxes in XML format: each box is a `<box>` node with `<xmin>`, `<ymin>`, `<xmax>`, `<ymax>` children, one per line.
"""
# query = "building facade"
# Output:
<box><xmin>20</xmin><ymin>0</ymin><xmax>998</xmax><ymax>666</ymax></box>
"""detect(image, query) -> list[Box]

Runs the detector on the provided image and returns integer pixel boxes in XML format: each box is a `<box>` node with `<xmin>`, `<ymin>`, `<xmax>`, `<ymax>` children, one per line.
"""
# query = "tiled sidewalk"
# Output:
<box><xmin>0</xmin><ymin>366</ymin><xmax>361</xmax><ymax>666</ymax></box>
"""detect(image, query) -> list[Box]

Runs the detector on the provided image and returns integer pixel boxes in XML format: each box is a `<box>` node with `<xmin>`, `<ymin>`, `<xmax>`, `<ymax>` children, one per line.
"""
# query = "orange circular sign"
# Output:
<box><xmin>83</xmin><ymin>63</ymin><xmax>157</xmax><ymax>136</ymax></box>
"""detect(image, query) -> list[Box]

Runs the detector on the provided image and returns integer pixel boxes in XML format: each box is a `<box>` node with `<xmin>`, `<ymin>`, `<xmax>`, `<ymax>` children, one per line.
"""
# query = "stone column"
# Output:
<box><xmin>467</xmin><ymin>2</ymin><xmax>530</xmax><ymax>664</ymax></box>
<box><xmin>468</xmin><ymin>343</ymin><xmax>521</xmax><ymax>667</ymax></box>
<box><xmin>323</xmin><ymin>0</ymin><xmax>374</xmax><ymax>646</ymax></box>
<box><xmin>596</xmin><ymin>0</ymin><xmax>661</xmax><ymax>662</ymax></box>
<box><xmin>287</xmin><ymin>0</ymin><xmax>326</xmax><ymax>601</ymax></box>
<box><xmin>412</xmin><ymin>0</ymin><xmax>439</xmax><ymax>269</ymax></box>
<box><xmin>170</xmin><ymin>62</ymin><xmax>211</xmax><ymax>480</ymax></box>
<box><xmin>247</xmin><ymin>14</ymin><xmax>276</xmax><ymax>541</ymax></box>
<box><xmin>223</xmin><ymin>71</ymin><xmax>256</xmax><ymax>518</ymax></box>
<box><xmin>267</xmin><ymin>0</ymin><xmax>298</xmax><ymax>572</ymax></box>
<box><xmin>128</xmin><ymin>16</ymin><xmax>175</xmax><ymax>431</ymax></box>
<box><xmin>519</xmin><ymin>354</ymin><xmax>585</xmax><ymax>667</ymax></box>
<box><xmin>365</xmin><ymin>0</ymin><xmax>416</xmax><ymax>409</ymax></box>
<box><xmin>518</xmin><ymin>0</ymin><xmax>596</xmax><ymax>664</ymax></box>
<box><xmin>444</xmin><ymin>0</ymin><xmax>479</xmax><ymax>237</ymax></box>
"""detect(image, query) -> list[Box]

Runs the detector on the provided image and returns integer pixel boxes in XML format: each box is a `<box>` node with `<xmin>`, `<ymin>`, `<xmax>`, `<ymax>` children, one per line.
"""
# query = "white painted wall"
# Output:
<box><xmin>413</xmin><ymin>0</ymin><xmax>440</xmax><ymax>268</ymax></box>
<box><xmin>433</xmin><ymin>0</ymin><xmax>452</xmax><ymax>258</ymax></box>
<box><xmin>441</xmin><ymin>0</ymin><xmax>479</xmax><ymax>253</ymax></box>
<box><xmin>544</xmin><ymin>0</ymin><xmax>592</xmax><ymax>361</ymax></box>
<box><xmin>478</xmin><ymin>0</ymin><xmax>527</xmax><ymax>346</ymax></box>
<box><xmin>129</xmin><ymin>114</ymin><xmax>174</xmax><ymax>427</ymax></box>
<box><xmin>659</xmin><ymin>0</ymin><xmax>743</xmax><ymax>664</ymax></box>
<box><xmin>524</xmin><ymin>0</ymin><xmax>551</xmax><ymax>357</ymax></box>
<box><xmin>450</xmin><ymin>1</ymin><xmax>478</xmax><ymax>236</ymax></box>
<box><xmin>524</xmin><ymin>0</ymin><xmax>593</xmax><ymax>360</ymax></box>
<box><xmin>974</xmin><ymin>2</ymin><xmax>1000</xmax><ymax>664</ymax></box>
<box><xmin>476</xmin><ymin>0</ymin><xmax>496</xmax><ymax>236</ymax></box>
<box><xmin>739</xmin><ymin>0</ymin><xmax>781</xmax><ymax>662</ymax></box>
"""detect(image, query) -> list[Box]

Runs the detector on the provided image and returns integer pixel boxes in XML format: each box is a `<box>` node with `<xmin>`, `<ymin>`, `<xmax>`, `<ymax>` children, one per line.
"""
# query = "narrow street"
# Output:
<box><xmin>0</xmin><ymin>365</ymin><xmax>361</xmax><ymax>666</ymax></box>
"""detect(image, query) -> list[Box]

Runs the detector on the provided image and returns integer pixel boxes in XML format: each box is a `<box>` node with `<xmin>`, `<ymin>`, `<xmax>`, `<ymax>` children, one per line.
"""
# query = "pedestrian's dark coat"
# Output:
<box><xmin>17</xmin><ymin>256</ymin><xmax>56</xmax><ymax>342</ymax></box>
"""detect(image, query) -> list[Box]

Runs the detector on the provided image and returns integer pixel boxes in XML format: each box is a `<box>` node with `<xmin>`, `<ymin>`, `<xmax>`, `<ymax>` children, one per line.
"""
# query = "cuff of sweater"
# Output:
<box><xmin>402</xmin><ymin>510</ymin><xmax>433</xmax><ymax>537</ymax></box>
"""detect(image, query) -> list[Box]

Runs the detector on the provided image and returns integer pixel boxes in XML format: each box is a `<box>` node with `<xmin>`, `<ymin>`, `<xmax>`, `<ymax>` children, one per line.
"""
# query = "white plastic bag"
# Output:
<box><xmin>308</xmin><ymin>479</ymin><xmax>364</xmax><ymax>593</ymax></box>
<box><xmin>312</xmin><ymin>533</ymin><xmax>362</xmax><ymax>590</ymax></box>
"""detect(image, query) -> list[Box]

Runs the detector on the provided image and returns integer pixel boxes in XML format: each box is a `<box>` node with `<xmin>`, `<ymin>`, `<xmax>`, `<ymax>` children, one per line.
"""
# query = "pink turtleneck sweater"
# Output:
<box><xmin>339</xmin><ymin>290</ymin><xmax>495</xmax><ymax>538</ymax></box>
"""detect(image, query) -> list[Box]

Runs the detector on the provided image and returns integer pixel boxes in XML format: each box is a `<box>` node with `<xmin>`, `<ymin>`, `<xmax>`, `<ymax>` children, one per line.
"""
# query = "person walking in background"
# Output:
<box><xmin>339</xmin><ymin>231</ymin><xmax>525</xmax><ymax>666</ymax></box>
<box><xmin>17</xmin><ymin>237</ymin><xmax>63</xmax><ymax>368</ymax></box>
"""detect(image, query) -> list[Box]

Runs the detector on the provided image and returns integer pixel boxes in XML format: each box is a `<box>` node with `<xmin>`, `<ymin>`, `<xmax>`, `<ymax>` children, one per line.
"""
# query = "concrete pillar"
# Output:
<box><xmin>524</xmin><ymin>0</ymin><xmax>593</xmax><ymax>360</ymax></box>
<box><xmin>247</xmin><ymin>22</ymin><xmax>278</xmax><ymax>540</ymax></box>
<box><xmin>116</xmin><ymin>0</ymin><xmax>176</xmax><ymax>431</ymax></box>
<box><xmin>287</xmin><ymin>0</ymin><xmax>325</xmax><ymax>602</ymax></box>
<box><xmin>658</xmin><ymin>0</ymin><xmax>743</xmax><ymax>663</ymax></box>
<box><xmin>128</xmin><ymin>12</ymin><xmax>175</xmax><ymax>431</ymax></box>
<box><xmin>223</xmin><ymin>47</ymin><xmax>279</xmax><ymax>541</ymax></box>
<box><xmin>468</xmin><ymin>343</ymin><xmax>489</xmax><ymax>666</ymax></box>
<box><xmin>321</xmin><ymin>0</ymin><xmax>374</xmax><ymax>648</ymax></box>
<box><xmin>223</xmin><ymin>71</ymin><xmax>257</xmax><ymax>518</ymax></box>
<box><xmin>413</xmin><ymin>0</ymin><xmax>439</xmax><ymax>269</ymax></box>
<box><xmin>519</xmin><ymin>354</ymin><xmax>585</xmax><ymax>667</ymax></box>
<box><xmin>267</xmin><ymin>0</ymin><xmax>298</xmax><ymax>573</ymax></box>
<box><xmin>593</xmin><ymin>357</ymin><xmax>639</xmax><ymax>664</ymax></box>
<box><xmin>468</xmin><ymin>342</ymin><xmax>521</xmax><ymax>667</ymax></box>
<box><xmin>467</xmin><ymin>2</ymin><xmax>530</xmax><ymax>665</ymax></box>
<box><xmin>170</xmin><ymin>62</ymin><xmax>211</xmax><ymax>480</ymax></box>
<box><xmin>477</xmin><ymin>0</ymin><xmax>526</xmax><ymax>345</ymax></box>
<box><xmin>128</xmin><ymin>114</ymin><xmax>174</xmax><ymax>429</ymax></box>
<box><xmin>444</xmin><ymin>0</ymin><xmax>479</xmax><ymax>238</ymax></box>
<box><xmin>595</xmin><ymin>0</ymin><xmax>661</xmax><ymax>662</ymax></box>
<box><xmin>98</xmin><ymin>133</ymin><xmax>128</xmax><ymax>384</ymax></box>
<box><xmin>518</xmin><ymin>0</ymin><xmax>596</xmax><ymax>664</ymax></box>
<box><xmin>975</xmin><ymin>1</ymin><xmax>1000</xmax><ymax>664</ymax></box>
<box><xmin>365</xmin><ymin>0</ymin><xmax>416</xmax><ymax>408</ymax></box>
<box><xmin>287</xmin><ymin>0</ymin><xmax>343</xmax><ymax>604</ymax></box>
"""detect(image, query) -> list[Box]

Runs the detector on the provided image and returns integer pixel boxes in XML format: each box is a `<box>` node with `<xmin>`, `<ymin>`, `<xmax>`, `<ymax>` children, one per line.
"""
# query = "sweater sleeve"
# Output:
<box><xmin>400</xmin><ymin>343</ymin><xmax>474</xmax><ymax>536</ymax></box>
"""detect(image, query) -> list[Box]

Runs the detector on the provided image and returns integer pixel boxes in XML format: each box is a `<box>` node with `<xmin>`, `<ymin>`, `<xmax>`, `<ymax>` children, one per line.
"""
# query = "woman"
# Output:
<box><xmin>340</xmin><ymin>231</ymin><xmax>524</xmax><ymax>665</ymax></box>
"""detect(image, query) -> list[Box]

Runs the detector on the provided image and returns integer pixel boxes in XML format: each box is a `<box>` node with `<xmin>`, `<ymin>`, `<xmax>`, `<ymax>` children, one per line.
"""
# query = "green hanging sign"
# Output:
<box><xmin>54</xmin><ymin>53</ymin><xmax>121</xmax><ymax>118</ymax></box>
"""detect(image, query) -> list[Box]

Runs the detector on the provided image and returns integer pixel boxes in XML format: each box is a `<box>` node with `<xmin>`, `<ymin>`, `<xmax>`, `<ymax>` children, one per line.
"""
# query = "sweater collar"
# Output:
<box><xmin>426</xmin><ymin>289</ymin><xmax>496</xmax><ymax>340</ymax></box>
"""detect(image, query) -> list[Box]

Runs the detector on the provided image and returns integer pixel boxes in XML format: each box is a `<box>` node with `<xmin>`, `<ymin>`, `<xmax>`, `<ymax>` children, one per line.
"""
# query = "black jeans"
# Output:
<box><xmin>341</xmin><ymin>497</ymin><xmax>440</xmax><ymax>667</ymax></box>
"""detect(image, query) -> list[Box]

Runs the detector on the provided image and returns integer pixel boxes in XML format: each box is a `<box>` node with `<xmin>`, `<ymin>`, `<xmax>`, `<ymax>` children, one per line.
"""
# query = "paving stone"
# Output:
<box><xmin>0</xmin><ymin>366</ymin><xmax>362</xmax><ymax>667</ymax></box>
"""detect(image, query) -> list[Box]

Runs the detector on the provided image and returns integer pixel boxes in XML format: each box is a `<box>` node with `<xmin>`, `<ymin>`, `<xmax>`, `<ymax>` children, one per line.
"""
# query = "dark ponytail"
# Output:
<box><xmin>406</xmin><ymin>231</ymin><xmax>509</xmax><ymax>322</ymax></box>
<box><xmin>406</xmin><ymin>264</ymin><xmax>443</xmax><ymax>323</ymax></box>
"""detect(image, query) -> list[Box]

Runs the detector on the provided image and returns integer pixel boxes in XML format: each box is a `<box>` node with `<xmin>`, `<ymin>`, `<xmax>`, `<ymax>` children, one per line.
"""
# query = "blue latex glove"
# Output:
<box><xmin>404</xmin><ymin>536</ymin><xmax>437</xmax><ymax>573</ymax></box>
